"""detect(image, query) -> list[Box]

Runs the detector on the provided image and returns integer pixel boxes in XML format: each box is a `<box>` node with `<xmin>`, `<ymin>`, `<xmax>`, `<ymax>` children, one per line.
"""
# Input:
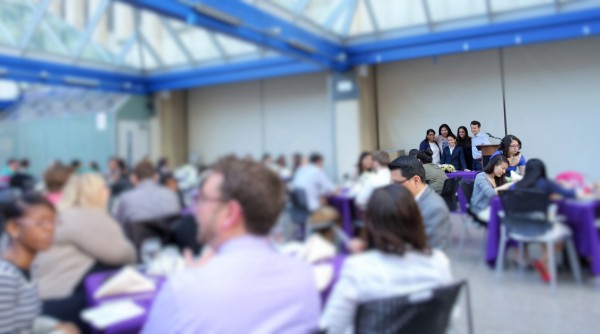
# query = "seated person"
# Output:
<box><xmin>143</xmin><ymin>156</ymin><xmax>320</xmax><ymax>333</ymax></box>
<box><xmin>43</xmin><ymin>163</ymin><xmax>72</xmax><ymax>206</ymax></box>
<box><xmin>441</xmin><ymin>134</ymin><xmax>468</xmax><ymax>171</ymax></box>
<box><xmin>349</xmin><ymin>152</ymin><xmax>373</xmax><ymax>194</ymax></box>
<box><xmin>471</xmin><ymin>155</ymin><xmax>514</xmax><ymax>222</ymax></box>
<box><xmin>417</xmin><ymin>149</ymin><xmax>448</xmax><ymax>195</ymax></box>
<box><xmin>389</xmin><ymin>156</ymin><xmax>450</xmax><ymax>249</ymax></box>
<box><xmin>513</xmin><ymin>159</ymin><xmax>583</xmax><ymax>282</ymax></box>
<box><xmin>0</xmin><ymin>194</ymin><xmax>78</xmax><ymax>334</ymax></box>
<box><xmin>33</xmin><ymin>173</ymin><xmax>136</xmax><ymax>330</ymax></box>
<box><xmin>115</xmin><ymin>160</ymin><xmax>181</xmax><ymax>224</ymax></box>
<box><xmin>491</xmin><ymin>135</ymin><xmax>526</xmax><ymax>176</ymax></box>
<box><xmin>354</xmin><ymin>151</ymin><xmax>391</xmax><ymax>209</ymax></box>
<box><xmin>320</xmin><ymin>184</ymin><xmax>452</xmax><ymax>334</ymax></box>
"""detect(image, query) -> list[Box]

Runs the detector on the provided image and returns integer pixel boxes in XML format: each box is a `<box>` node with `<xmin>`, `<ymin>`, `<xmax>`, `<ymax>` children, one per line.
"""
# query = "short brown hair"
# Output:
<box><xmin>365</xmin><ymin>184</ymin><xmax>429</xmax><ymax>255</ymax></box>
<box><xmin>372</xmin><ymin>150</ymin><xmax>390</xmax><ymax>166</ymax></box>
<box><xmin>44</xmin><ymin>164</ymin><xmax>72</xmax><ymax>192</ymax></box>
<box><xmin>134</xmin><ymin>160</ymin><xmax>155</xmax><ymax>180</ymax></box>
<box><xmin>211</xmin><ymin>156</ymin><xmax>286</xmax><ymax>235</ymax></box>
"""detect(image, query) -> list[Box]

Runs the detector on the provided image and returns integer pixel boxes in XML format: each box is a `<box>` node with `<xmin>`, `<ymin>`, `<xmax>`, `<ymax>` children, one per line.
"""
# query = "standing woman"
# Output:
<box><xmin>441</xmin><ymin>134</ymin><xmax>468</xmax><ymax>171</ymax></box>
<box><xmin>435</xmin><ymin>124</ymin><xmax>454</xmax><ymax>159</ymax></box>
<box><xmin>419</xmin><ymin>129</ymin><xmax>441</xmax><ymax>165</ymax></box>
<box><xmin>456</xmin><ymin>126</ymin><xmax>473</xmax><ymax>171</ymax></box>
<box><xmin>471</xmin><ymin>155</ymin><xmax>514</xmax><ymax>222</ymax></box>
<box><xmin>491</xmin><ymin>135</ymin><xmax>526</xmax><ymax>176</ymax></box>
<box><xmin>0</xmin><ymin>194</ymin><xmax>78</xmax><ymax>334</ymax></box>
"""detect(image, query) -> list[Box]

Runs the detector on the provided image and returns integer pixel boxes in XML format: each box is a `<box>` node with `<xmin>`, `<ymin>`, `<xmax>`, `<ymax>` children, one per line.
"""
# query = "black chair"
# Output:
<box><xmin>459</xmin><ymin>180</ymin><xmax>487</xmax><ymax>228</ymax></box>
<box><xmin>125</xmin><ymin>214</ymin><xmax>181</xmax><ymax>261</ymax></box>
<box><xmin>496</xmin><ymin>189</ymin><xmax>582</xmax><ymax>292</ymax></box>
<box><xmin>440</xmin><ymin>177</ymin><xmax>461</xmax><ymax>212</ymax></box>
<box><xmin>169</xmin><ymin>214</ymin><xmax>203</xmax><ymax>255</ymax></box>
<box><xmin>354</xmin><ymin>280</ymin><xmax>473</xmax><ymax>334</ymax></box>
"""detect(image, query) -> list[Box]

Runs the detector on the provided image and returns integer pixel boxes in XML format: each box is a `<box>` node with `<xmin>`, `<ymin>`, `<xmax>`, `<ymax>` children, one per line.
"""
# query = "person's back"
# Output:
<box><xmin>416</xmin><ymin>186</ymin><xmax>451</xmax><ymax>249</ymax></box>
<box><xmin>291</xmin><ymin>155</ymin><xmax>334</xmax><ymax>212</ymax></box>
<box><xmin>422</xmin><ymin>163</ymin><xmax>448</xmax><ymax>194</ymax></box>
<box><xmin>151</xmin><ymin>236</ymin><xmax>319</xmax><ymax>333</ymax></box>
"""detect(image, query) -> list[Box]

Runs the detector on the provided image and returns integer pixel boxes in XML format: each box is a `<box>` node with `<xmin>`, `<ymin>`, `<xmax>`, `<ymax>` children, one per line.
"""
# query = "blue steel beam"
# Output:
<box><xmin>0</xmin><ymin>54</ymin><xmax>146</xmax><ymax>94</ymax></box>
<box><xmin>115</xmin><ymin>0</ymin><xmax>347</xmax><ymax>71</ymax></box>
<box><xmin>347</xmin><ymin>7</ymin><xmax>600</xmax><ymax>65</ymax></box>
<box><xmin>146</xmin><ymin>57</ymin><xmax>322</xmax><ymax>92</ymax></box>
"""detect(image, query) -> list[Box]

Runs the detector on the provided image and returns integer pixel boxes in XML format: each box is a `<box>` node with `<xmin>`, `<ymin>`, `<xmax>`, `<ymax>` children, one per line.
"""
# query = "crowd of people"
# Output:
<box><xmin>0</xmin><ymin>125</ymin><xmax>595</xmax><ymax>333</ymax></box>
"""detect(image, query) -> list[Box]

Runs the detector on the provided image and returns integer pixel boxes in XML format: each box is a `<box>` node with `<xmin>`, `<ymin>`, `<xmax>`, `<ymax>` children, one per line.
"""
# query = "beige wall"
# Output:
<box><xmin>157</xmin><ymin>91</ymin><xmax>188</xmax><ymax>167</ymax></box>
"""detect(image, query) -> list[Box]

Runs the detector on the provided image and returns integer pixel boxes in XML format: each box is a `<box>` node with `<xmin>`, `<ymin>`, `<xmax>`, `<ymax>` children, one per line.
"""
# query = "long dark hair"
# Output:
<box><xmin>438</xmin><ymin>124</ymin><xmax>454</xmax><ymax>138</ymax></box>
<box><xmin>424</xmin><ymin>129</ymin><xmax>435</xmax><ymax>142</ymax></box>
<box><xmin>357</xmin><ymin>151</ymin><xmax>372</xmax><ymax>175</ymax></box>
<box><xmin>515</xmin><ymin>159</ymin><xmax>547</xmax><ymax>190</ymax></box>
<box><xmin>364</xmin><ymin>184</ymin><xmax>429</xmax><ymax>255</ymax></box>
<box><xmin>456</xmin><ymin>126</ymin><xmax>471</xmax><ymax>147</ymax></box>
<box><xmin>483</xmin><ymin>155</ymin><xmax>509</xmax><ymax>188</ymax></box>
<box><xmin>498</xmin><ymin>135</ymin><xmax>522</xmax><ymax>157</ymax></box>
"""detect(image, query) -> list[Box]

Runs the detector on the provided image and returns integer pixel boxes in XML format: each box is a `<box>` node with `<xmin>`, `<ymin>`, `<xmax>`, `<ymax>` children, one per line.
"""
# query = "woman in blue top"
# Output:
<box><xmin>491</xmin><ymin>135</ymin><xmax>526</xmax><ymax>176</ymax></box>
<box><xmin>419</xmin><ymin>129</ymin><xmax>441</xmax><ymax>164</ymax></box>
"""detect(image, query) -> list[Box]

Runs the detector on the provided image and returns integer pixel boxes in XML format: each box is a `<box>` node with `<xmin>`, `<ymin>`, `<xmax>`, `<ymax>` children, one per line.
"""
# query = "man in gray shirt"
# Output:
<box><xmin>115</xmin><ymin>160</ymin><xmax>181</xmax><ymax>225</ymax></box>
<box><xmin>388</xmin><ymin>156</ymin><xmax>450</xmax><ymax>249</ymax></box>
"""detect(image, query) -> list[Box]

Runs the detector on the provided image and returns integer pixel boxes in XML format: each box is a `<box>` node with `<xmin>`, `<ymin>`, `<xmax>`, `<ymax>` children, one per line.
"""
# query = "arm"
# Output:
<box><xmin>62</xmin><ymin>213</ymin><xmax>136</xmax><ymax>265</ymax></box>
<box><xmin>441</xmin><ymin>148</ymin><xmax>449</xmax><ymax>164</ymax></box>
<box><xmin>320</xmin><ymin>261</ymin><xmax>360</xmax><ymax>334</ymax></box>
<box><xmin>419</xmin><ymin>140</ymin><xmax>428</xmax><ymax>151</ymax></box>
<box><xmin>458</xmin><ymin>148</ymin><xmax>467</xmax><ymax>171</ymax></box>
<box><xmin>142</xmin><ymin>282</ymin><xmax>179</xmax><ymax>334</ymax></box>
<box><xmin>518</xmin><ymin>155</ymin><xmax>526</xmax><ymax>175</ymax></box>
<box><xmin>318</xmin><ymin>169</ymin><xmax>336</xmax><ymax>196</ymax></box>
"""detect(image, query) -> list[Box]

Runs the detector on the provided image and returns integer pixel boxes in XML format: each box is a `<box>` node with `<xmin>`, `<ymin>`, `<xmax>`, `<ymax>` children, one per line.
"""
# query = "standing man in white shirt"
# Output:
<box><xmin>470</xmin><ymin>120</ymin><xmax>491</xmax><ymax>171</ymax></box>
<box><xmin>355</xmin><ymin>151</ymin><xmax>391</xmax><ymax>209</ymax></box>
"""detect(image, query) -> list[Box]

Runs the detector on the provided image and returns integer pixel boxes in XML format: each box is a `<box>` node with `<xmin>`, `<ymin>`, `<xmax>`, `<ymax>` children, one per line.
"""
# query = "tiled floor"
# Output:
<box><xmin>446</xmin><ymin>215</ymin><xmax>600</xmax><ymax>334</ymax></box>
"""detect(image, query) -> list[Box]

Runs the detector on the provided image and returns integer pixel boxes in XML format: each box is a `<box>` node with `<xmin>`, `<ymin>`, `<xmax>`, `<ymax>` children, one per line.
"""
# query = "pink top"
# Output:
<box><xmin>45</xmin><ymin>192</ymin><xmax>62</xmax><ymax>206</ymax></box>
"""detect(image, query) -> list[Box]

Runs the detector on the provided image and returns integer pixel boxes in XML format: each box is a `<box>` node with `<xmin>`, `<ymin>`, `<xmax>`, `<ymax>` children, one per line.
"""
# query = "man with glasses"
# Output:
<box><xmin>143</xmin><ymin>156</ymin><xmax>320</xmax><ymax>334</ymax></box>
<box><xmin>388</xmin><ymin>156</ymin><xmax>450</xmax><ymax>249</ymax></box>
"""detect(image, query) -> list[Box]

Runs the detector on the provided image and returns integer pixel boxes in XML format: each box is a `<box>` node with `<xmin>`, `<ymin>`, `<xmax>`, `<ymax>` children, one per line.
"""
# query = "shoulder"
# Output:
<box><xmin>0</xmin><ymin>261</ymin><xmax>22</xmax><ymax>286</ymax></box>
<box><xmin>491</xmin><ymin>150</ymin><xmax>502</xmax><ymax>157</ymax></box>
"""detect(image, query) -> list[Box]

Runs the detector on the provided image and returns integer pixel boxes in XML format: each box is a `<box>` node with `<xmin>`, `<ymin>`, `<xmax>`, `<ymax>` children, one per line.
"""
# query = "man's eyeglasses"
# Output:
<box><xmin>394</xmin><ymin>176</ymin><xmax>412</xmax><ymax>185</ymax></box>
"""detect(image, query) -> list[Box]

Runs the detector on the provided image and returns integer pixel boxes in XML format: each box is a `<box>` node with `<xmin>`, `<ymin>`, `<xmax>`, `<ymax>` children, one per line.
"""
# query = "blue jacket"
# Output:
<box><xmin>441</xmin><ymin>146</ymin><xmax>467</xmax><ymax>170</ymax></box>
<box><xmin>419</xmin><ymin>139</ymin><xmax>441</xmax><ymax>153</ymax></box>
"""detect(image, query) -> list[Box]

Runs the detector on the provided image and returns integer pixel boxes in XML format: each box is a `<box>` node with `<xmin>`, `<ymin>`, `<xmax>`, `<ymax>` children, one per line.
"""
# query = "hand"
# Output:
<box><xmin>184</xmin><ymin>247</ymin><xmax>214</xmax><ymax>268</ymax></box>
<box><xmin>464</xmin><ymin>169</ymin><xmax>470</xmax><ymax>172</ymax></box>
<box><xmin>54</xmin><ymin>322</ymin><xmax>80</xmax><ymax>334</ymax></box>
<box><xmin>347</xmin><ymin>238</ymin><xmax>366</xmax><ymax>254</ymax></box>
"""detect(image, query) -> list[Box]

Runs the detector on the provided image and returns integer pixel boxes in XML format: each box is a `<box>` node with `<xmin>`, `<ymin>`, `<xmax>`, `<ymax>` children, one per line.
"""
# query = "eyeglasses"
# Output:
<box><xmin>394</xmin><ymin>177</ymin><xmax>412</xmax><ymax>185</ymax></box>
<box><xmin>509</xmin><ymin>144</ymin><xmax>520</xmax><ymax>149</ymax></box>
<box><xmin>195</xmin><ymin>193</ymin><xmax>227</xmax><ymax>205</ymax></box>
<box><xmin>18</xmin><ymin>219</ymin><xmax>57</xmax><ymax>228</ymax></box>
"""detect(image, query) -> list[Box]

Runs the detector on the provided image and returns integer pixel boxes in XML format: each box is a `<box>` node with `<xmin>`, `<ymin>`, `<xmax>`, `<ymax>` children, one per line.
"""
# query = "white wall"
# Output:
<box><xmin>377</xmin><ymin>49</ymin><xmax>506</xmax><ymax>152</ymax></box>
<box><xmin>503</xmin><ymin>37</ymin><xmax>600</xmax><ymax>179</ymax></box>
<box><xmin>376</xmin><ymin>37</ymin><xmax>600</xmax><ymax>180</ymax></box>
<box><xmin>187</xmin><ymin>73</ymin><xmax>335</xmax><ymax>174</ymax></box>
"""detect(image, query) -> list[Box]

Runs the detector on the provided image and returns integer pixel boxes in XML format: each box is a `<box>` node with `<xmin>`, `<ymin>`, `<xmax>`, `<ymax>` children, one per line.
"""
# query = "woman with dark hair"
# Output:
<box><xmin>320</xmin><ymin>184</ymin><xmax>452</xmax><ymax>334</ymax></box>
<box><xmin>456</xmin><ymin>126</ymin><xmax>473</xmax><ymax>170</ymax></box>
<box><xmin>349</xmin><ymin>152</ymin><xmax>374</xmax><ymax>197</ymax></box>
<box><xmin>419</xmin><ymin>129</ymin><xmax>441</xmax><ymax>164</ymax></box>
<box><xmin>435</xmin><ymin>123</ymin><xmax>454</xmax><ymax>159</ymax></box>
<box><xmin>441</xmin><ymin>134</ymin><xmax>468</xmax><ymax>171</ymax></box>
<box><xmin>471</xmin><ymin>155</ymin><xmax>514</xmax><ymax>222</ymax></box>
<box><xmin>356</xmin><ymin>151</ymin><xmax>373</xmax><ymax>177</ymax></box>
<box><xmin>0</xmin><ymin>194</ymin><xmax>78</xmax><ymax>334</ymax></box>
<box><xmin>512</xmin><ymin>158</ymin><xmax>581</xmax><ymax>282</ymax></box>
<box><xmin>417</xmin><ymin>149</ymin><xmax>448</xmax><ymax>194</ymax></box>
<box><xmin>491</xmin><ymin>135</ymin><xmax>526</xmax><ymax>175</ymax></box>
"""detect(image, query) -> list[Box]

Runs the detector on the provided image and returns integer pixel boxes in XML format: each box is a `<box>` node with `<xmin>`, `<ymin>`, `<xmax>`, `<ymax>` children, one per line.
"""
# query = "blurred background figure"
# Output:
<box><xmin>43</xmin><ymin>163</ymin><xmax>72</xmax><ymax>206</ymax></box>
<box><xmin>34</xmin><ymin>173</ymin><xmax>136</xmax><ymax>332</ymax></box>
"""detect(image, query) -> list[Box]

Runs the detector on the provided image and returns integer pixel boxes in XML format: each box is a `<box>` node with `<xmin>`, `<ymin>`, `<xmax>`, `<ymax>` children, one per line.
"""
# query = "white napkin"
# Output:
<box><xmin>304</xmin><ymin>234</ymin><xmax>336</xmax><ymax>263</ymax></box>
<box><xmin>312</xmin><ymin>263</ymin><xmax>334</xmax><ymax>291</ymax></box>
<box><xmin>509</xmin><ymin>170</ymin><xmax>523</xmax><ymax>181</ymax></box>
<box><xmin>81</xmin><ymin>300</ymin><xmax>144</xmax><ymax>329</ymax></box>
<box><xmin>94</xmin><ymin>267</ymin><xmax>156</xmax><ymax>299</ymax></box>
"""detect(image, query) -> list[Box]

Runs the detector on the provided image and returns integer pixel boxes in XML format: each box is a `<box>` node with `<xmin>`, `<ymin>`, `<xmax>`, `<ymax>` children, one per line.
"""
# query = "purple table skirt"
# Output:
<box><xmin>329</xmin><ymin>192</ymin><xmax>355</xmax><ymax>237</ymax></box>
<box><xmin>486</xmin><ymin>196</ymin><xmax>600</xmax><ymax>276</ymax></box>
<box><xmin>85</xmin><ymin>271</ymin><xmax>166</xmax><ymax>334</ymax></box>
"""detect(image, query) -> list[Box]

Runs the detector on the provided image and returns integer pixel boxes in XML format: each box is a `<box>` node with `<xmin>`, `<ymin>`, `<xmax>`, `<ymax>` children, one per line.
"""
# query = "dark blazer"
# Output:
<box><xmin>441</xmin><ymin>146</ymin><xmax>467</xmax><ymax>170</ymax></box>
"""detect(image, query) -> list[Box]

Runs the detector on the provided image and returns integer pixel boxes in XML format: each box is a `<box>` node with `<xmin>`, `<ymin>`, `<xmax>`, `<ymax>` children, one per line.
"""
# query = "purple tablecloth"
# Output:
<box><xmin>85</xmin><ymin>271</ymin><xmax>165</xmax><ymax>334</ymax></box>
<box><xmin>329</xmin><ymin>193</ymin><xmax>355</xmax><ymax>237</ymax></box>
<box><xmin>486</xmin><ymin>196</ymin><xmax>600</xmax><ymax>276</ymax></box>
<box><xmin>85</xmin><ymin>256</ymin><xmax>347</xmax><ymax>333</ymax></box>
<box><xmin>446</xmin><ymin>170</ymin><xmax>479</xmax><ymax>182</ymax></box>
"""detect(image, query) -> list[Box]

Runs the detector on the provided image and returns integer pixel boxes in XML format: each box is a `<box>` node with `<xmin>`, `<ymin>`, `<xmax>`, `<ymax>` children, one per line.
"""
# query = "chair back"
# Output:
<box><xmin>354</xmin><ymin>280</ymin><xmax>472</xmax><ymax>334</ymax></box>
<box><xmin>440</xmin><ymin>177</ymin><xmax>461</xmax><ymax>212</ymax></box>
<box><xmin>125</xmin><ymin>214</ymin><xmax>181</xmax><ymax>261</ymax></box>
<box><xmin>499</xmin><ymin>189</ymin><xmax>551</xmax><ymax>237</ymax></box>
<box><xmin>459</xmin><ymin>180</ymin><xmax>474</xmax><ymax>202</ymax></box>
<box><xmin>288</xmin><ymin>188</ymin><xmax>310</xmax><ymax>225</ymax></box>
